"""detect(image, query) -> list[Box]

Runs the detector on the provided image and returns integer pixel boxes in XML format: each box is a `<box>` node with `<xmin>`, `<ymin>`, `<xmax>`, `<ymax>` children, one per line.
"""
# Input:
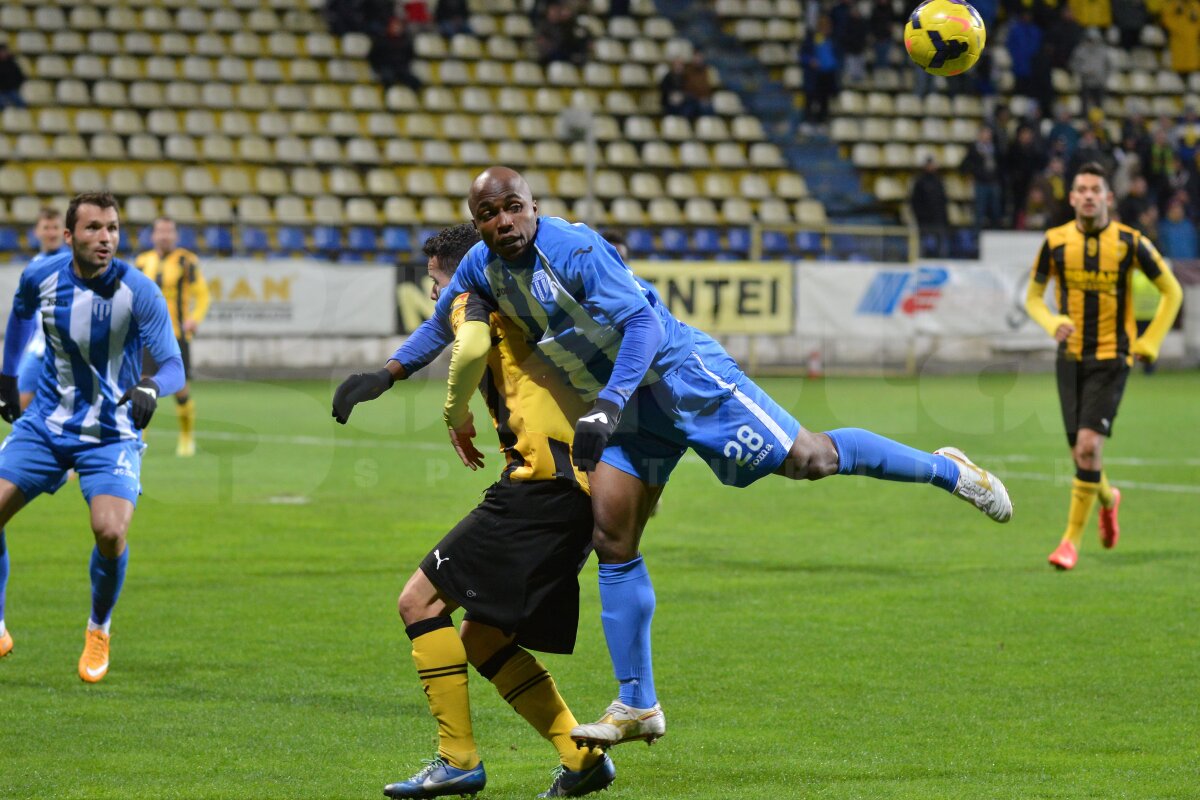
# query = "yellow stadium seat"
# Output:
<box><xmin>125</xmin><ymin>196</ymin><xmax>161</xmax><ymax>225</ymax></box>
<box><xmin>31</xmin><ymin>168</ymin><xmax>64</xmax><ymax>196</ymax></box>
<box><xmin>419</xmin><ymin>198</ymin><xmax>458</xmax><ymax>224</ymax></box>
<box><xmin>775</xmin><ymin>173</ymin><xmax>808</xmax><ymax>199</ymax></box>
<box><xmin>679</xmin><ymin>141</ymin><xmax>711</xmax><ymax>168</ymax></box>
<box><xmin>274</xmin><ymin>196</ymin><xmax>308</xmax><ymax>224</ymax></box>
<box><xmin>107</xmin><ymin>167</ymin><xmax>141</xmax><ymax>195</ymax></box>
<box><xmin>200</xmin><ymin>196</ymin><xmax>234</xmax><ymax>223</ymax></box>
<box><xmin>14</xmin><ymin>134</ymin><xmax>49</xmax><ymax>160</ymax></box>
<box><xmin>530</xmin><ymin>140</ymin><xmax>567</xmax><ymax>166</ymax></box>
<box><xmin>555</xmin><ymin>171</ymin><xmax>587</xmax><ymax>198</ymax></box>
<box><xmin>665</xmin><ymin>173</ymin><xmax>698</xmax><ymax>199</ymax></box>
<box><xmin>647</xmin><ymin>197</ymin><xmax>683</xmax><ymax>224</ymax></box>
<box><xmin>610</xmin><ymin>198</ymin><xmax>646</xmax><ymax>225</ymax></box>
<box><xmin>756</xmin><ymin>198</ymin><xmax>792</xmax><ymax>224</ymax></box>
<box><xmin>738</xmin><ymin>173</ymin><xmax>771</xmax><ymax>200</ymax></box>
<box><xmin>749</xmin><ymin>142</ymin><xmax>784</xmax><ymax>168</ymax></box>
<box><xmin>54</xmin><ymin>136</ymin><xmax>88</xmax><ymax>160</ymax></box>
<box><xmin>0</xmin><ymin>168</ymin><xmax>29</xmax><ymax>196</ymax></box>
<box><xmin>182</xmin><ymin>167</ymin><xmax>215</xmax><ymax>195</ymax></box>
<box><xmin>382</xmin><ymin>196</ymin><xmax>417</xmax><ymax>223</ymax></box>
<box><xmin>630</xmin><ymin>173</ymin><xmax>664</xmax><ymax>200</ymax></box>
<box><xmin>721</xmin><ymin>198</ymin><xmax>754</xmax><ymax>224</ymax></box>
<box><xmin>329</xmin><ymin>169</ymin><xmax>365</xmax><ymax>197</ymax></box>
<box><xmin>128</xmin><ymin>134</ymin><xmax>164</xmax><ymax>161</ymax></box>
<box><xmin>92</xmin><ymin>134</ymin><xmax>128</xmax><ymax>161</ymax></box>
<box><xmin>347</xmin><ymin>138</ymin><xmax>382</xmax><ymax>165</ymax></box>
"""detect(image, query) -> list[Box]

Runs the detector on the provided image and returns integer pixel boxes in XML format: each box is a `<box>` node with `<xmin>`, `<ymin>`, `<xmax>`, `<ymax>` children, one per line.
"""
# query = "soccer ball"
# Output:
<box><xmin>904</xmin><ymin>0</ymin><xmax>986</xmax><ymax>77</ymax></box>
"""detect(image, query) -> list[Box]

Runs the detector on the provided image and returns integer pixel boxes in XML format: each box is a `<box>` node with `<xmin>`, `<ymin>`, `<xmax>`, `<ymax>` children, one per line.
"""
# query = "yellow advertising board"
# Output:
<box><xmin>629</xmin><ymin>261</ymin><xmax>794</xmax><ymax>334</ymax></box>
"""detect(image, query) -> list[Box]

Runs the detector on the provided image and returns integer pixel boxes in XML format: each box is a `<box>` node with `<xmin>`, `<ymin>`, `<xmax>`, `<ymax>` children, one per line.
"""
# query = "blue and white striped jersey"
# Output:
<box><xmin>399</xmin><ymin>217</ymin><xmax>694</xmax><ymax>401</ymax></box>
<box><xmin>9</xmin><ymin>252</ymin><xmax>181</xmax><ymax>444</ymax></box>
<box><xmin>20</xmin><ymin>245</ymin><xmax>71</xmax><ymax>362</ymax></box>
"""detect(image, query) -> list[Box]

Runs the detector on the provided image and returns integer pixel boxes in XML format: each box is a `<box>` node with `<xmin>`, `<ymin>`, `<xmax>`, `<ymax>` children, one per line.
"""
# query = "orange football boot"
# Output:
<box><xmin>78</xmin><ymin>629</ymin><xmax>110</xmax><ymax>683</ymax></box>
<box><xmin>1048</xmin><ymin>540</ymin><xmax>1078</xmax><ymax>571</ymax></box>
<box><xmin>1099</xmin><ymin>488</ymin><xmax>1121</xmax><ymax>549</ymax></box>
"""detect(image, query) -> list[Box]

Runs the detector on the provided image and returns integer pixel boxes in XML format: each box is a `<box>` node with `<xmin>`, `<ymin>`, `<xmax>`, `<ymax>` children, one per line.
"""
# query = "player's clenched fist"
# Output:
<box><xmin>572</xmin><ymin>398</ymin><xmax>620</xmax><ymax>471</ymax></box>
<box><xmin>118</xmin><ymin>378</ymin><xmax>160</xmax><ymax>429</ymax></box>
<box><xmin>332</xmin><ymin>368</ymin><xmax>395</xmax><ymax>424</ymax></box>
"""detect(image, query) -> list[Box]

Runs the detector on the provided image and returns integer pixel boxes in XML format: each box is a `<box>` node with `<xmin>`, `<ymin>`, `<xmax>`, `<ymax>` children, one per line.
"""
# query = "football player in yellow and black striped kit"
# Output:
<box><xmin>135</xmin><ymin>217</ymin><xmax>210</xmax><ymax>457</ymax></box>
<box><xmin>331</xmin><ymin>225</ymin><xmax>615</xmax><ymax>798</ymax></box>
<box><xmin>1025</xmin><ymin>163</ymin><xmax>1182</xmax><ymax>571</ymax></box>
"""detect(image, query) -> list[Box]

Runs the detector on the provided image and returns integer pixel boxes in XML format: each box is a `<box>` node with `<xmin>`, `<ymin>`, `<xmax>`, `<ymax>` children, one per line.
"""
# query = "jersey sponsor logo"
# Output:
<box><xmin>433</xmin><ymin>549</ymin><xmax>450</xmax><ymax>569</ymax></box>
<box><xmin>857</xmin><ymin>267</ymin><xmax>949</xmax><ymax>316</ymax></box>
<box><xmin>531</xmin><ymin>269</ymin><xmax>554</xmax><ymax>305</ymax></box>
<box><xmin>572</xmin><ymin>246</ymin><xmax>593</xmax><ymax>257</ymax></box>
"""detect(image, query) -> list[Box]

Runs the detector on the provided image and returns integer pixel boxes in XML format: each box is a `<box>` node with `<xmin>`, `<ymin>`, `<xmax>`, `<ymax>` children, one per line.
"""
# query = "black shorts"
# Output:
<box><xmin>1056</xmin><ymin>357</ymin><xmax>1130</xmax><ymax>446</ymax></box>
<box><xmin>143</xmin><ymin>337</ymin><xmax>192</xmax><ymax>382</ymax></box>
<box><xmin>420</xmin><ymin>478</ymin><xmax>594</xmax><ymax>655</ymax></box>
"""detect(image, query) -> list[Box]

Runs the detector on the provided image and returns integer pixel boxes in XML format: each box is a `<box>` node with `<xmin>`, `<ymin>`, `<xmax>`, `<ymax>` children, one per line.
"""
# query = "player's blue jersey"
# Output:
<box><xmin>19</xmin><ymin>245</ymin><xmax>71</xmax><ymax>365</ymax></box>
<box><xmin>9</xmin><ymin>252</ymin><xmax>181</xmax><ymax>444</ymax></box>
<box><xmin>402</xmin><ymin>217</ymin><xmax>694</xmax><ymax>401</ymax></box>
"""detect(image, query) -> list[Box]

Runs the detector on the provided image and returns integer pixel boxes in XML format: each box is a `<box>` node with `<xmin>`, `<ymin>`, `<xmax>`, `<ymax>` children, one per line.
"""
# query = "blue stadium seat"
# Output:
<box><xmin>953</xmin><ymin>228</ymin><xmax>979</xmax><ymax>258</ymax></box>
<box><xmin>626</xmin><ymin>228</ymin><xmax>655</xmax><ymax>256</ymax></box>
<box><xmin>176</xmin><ymin>226</ymin><xmax>198</xmax><ymax>251</ymax></box>
<box><xmin>313</xmin><ymin>225</ymin><xmax>341</xmax><ymax>252</ymax></box>
<box><xmin>795</xmin><ymin>231</ymin><xmax>823</xmax><ymax>255</ymax></box>
<box><xmin>241</xmin><ymin>227</ymin><xmax>270</xmax><ymax>253</ymax></box>
<box><xmin>416</xmin><ymin>227</ymin><xmax>441</xmax><ymax>249</ymax></box>
<box><xmin>726</xmin><ymin>227</ymin><xmax>750</xmax><ymax>255</ymax></box>
<box><xmin>0</xmin><ymin>228</ymin><xmax>19</xmax><ymax>252</ymax></box>
<box><xmin>136</xmin><ymin>226</ymin><xmax>153</xmax><ymax>252</ymax></box>
<box><xmin>830</xmin><ymin>233</ymin><xmax>865</xmax><ymax>261</ymax></box>
<box><xmin>338</xmin><ymin>251</ymin><xmax>368</xmax><ymax>263</ymax></box>
<box><xmin>382</xmin><ymin>226</ymin><xmax>412</xmax><ymax>253</ymax></box>
<box><xmin>277</xmin><ymin>226</ymin><xmax>307</xmax><ymax>252</ymax></box>
<box><xmin>660</xmin><ymin>227</ymin><xmax>688</xmax><ymax>255</ymax></box>
<box><xmin>762</xmin><ymin>230</ymin><xmax>790</xmax><ymax>255</ymax></box>
<box><xmin>204</xmin><ymin>226</ymin><xmax>233</xmax><ymax>253</ymax></box>
<box><xmin>348</xmin><ymin>226</ymin><xmax>377</xmax><ymax>252</ymax></box>
<box><xmin>691</xmin><ymin>228</ymin><xmax>721</xmax><ymax>255</ymax></box>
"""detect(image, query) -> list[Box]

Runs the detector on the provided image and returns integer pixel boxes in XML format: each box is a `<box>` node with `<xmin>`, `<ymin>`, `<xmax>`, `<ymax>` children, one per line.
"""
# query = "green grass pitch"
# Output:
<box><xmin>2</xmin><ymin>372</ymin><xmax>1198</xmax><ymax>799</ymax></box>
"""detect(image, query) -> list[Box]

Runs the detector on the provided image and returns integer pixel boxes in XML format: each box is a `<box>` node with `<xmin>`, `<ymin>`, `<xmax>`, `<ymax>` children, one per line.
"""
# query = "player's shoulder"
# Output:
<box><xmin>536</xmin><ymin>215</ymin><xmax>602</xmax><ymax>252</ymax></box>
<box><xmin>20</xmin><ymin>250</ymin><xmax>70</xmax><ymax>284</ymax></box>
<box><xmin>175</xmin><ymin>248</ymin><xmax>201</xmax><ymax>262</ymax></box>
<box><xmin>133</xmin><ymin>249</ymin><xmax>154</xmax><ymax>267</ymax></box>
<box><xmin>457</xmin><ymin>239</ymin><xmax>492</xmax><ymax>272</ymax></box>
<box><xmin>1110</xmin><ymin>220</ymin><xmax>1143</xmax><ymax>240</ymax></box>
<box><xmin>116</xmin><ymin>258</ymin><xmax>161</xmax><ymax>293</ymax></box>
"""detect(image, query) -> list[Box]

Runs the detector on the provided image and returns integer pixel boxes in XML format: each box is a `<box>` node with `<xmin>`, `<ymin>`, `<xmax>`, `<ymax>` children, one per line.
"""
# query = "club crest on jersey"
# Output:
<box><xmin>531</xmin><ymin>270</ymin><xmax>554</xmax><ymax>305</ymax></box>
<box><xmin>92</xmin><ymin>298</ymin><xmax>112</xmax><ymax>320</ymax></box>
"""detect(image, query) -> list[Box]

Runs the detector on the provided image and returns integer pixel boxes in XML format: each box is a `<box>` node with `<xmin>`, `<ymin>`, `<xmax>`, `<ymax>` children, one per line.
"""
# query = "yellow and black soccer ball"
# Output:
<box><xmin>904</xmin><ymin>0</ymin><xmax>987</xmax><ymax>77</ymax></box>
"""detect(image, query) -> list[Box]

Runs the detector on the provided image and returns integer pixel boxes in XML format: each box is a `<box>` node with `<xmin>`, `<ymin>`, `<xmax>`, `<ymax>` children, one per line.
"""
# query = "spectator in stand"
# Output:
<box><xmin>1069</xmin><ymin>128</ymin><xmax>1114</xmax><ymax>180</ymax></box>
<box><xmin>680</xmin><ymin>52</ymin><xmax>715</xmax><ymax>119</ymax></box>
<box><xmin>1137</xmin><ymin>204</ymin><xmax>1160</xmax><ymax>242</ymax></box>
<box><xmin>839</xmin><ymin>5</ymin><xmax>870</xmax><ymax>85</ymax></box>
<box><xmin>1006</xmin><ymin>12</ymin><xmax>1044</xmax><ymax>102</ymax></box>
<box><xmin>1174</xmin><ymin>105</ymin><xmax>1200</xmax><ymax>150</ymax></box>
<box><xmin>435</xmin><ymin>0</ymin><xmax>473</xmax><ymax>37</ymax></box>
<box><xmin>1157</xmin><ymin>197</ymin><xmax>1199</xmax><ymax>258</ymax></box>
<box><xmin>990</xmin><ymin>105</ymin><xmax>1016</xmax><ymax>222</ymax></box>
<box><xmin>1111</xmin><ymin>0</ymin><xmax>1149</xmax><ymax>49</ymax></box>
<box><xmin>1069</xmin><ymin>0</ymin><xmax>1112</xmax><ymax>27</ymax></box>
<box><xmin>1009</xmin><ymin>125</ymin><xmax>1048</xmax><ymax>226</ymax></box>
<box><xmin>961</xmin><ymin>127</ymin><xmax>1004</xmax><ymax>229</ymax></box>
<box><xmin>1045</xmin><ymin>7</ymin><xmax>1084</xmax><ymax>75</ymax></box>
<box><xmin>1118</xmin><ymin>175</ymin><xmax>1155</xmax><ymax>225</ymax></box>
<box><xmin>368</xmin><ymin>16</ymin><xmax>422</xmax><ymax>90</ymax></box>
<box><xmin>801</xmin><ymin>16</ymin><xmax>840</xmax><ymax>126</ymax></box>
<box><xmin>1122</xmin><ymin>113</ymin><xmax>1152</xmax><ymax>165</ymax></box>
<box><xmin>868</xmin><ymin>0</ymin><xmax>901</xmax><ymax>71</ymax></box>
<box><xmin>1070</xmin><ymin>29</ymin><xmax>1112</xmax><ymax>119</ymax></box>
<box><xmin>910</xmin><ymin>157</ymin><xmax>950</xmax><ymax>257</ymax></box>
<box><xmin>1019</xmin><ymin>185</ymin><xmax>1055</xmax><ymax>230</ymax></box>
<box><xmin>1161</xmin><ymin>0</ymin><xmax>1200</xmax><ymax>74</ymax></box>
<box><xmin>536</xmin><ymin>2</ymin><xmax>590</xmax><ymax>66</ymax></box>
<box><xmin>1027</xmin><ymin>41</ymin><xmax>1057</xmax><ymax>117</ymax></box>
<box><xmin>1047</xmin><ymin>106</ymin><xmax>1081</xmax><ymax>160</ymax></box>
<box><xmin>660</xmin><ymin>59</ymin><xmax>689</xmax><ymax>117</ymax></box>
<box><xmin>1160</xmin><ymin>155</ymin><xmax>1197</xmax><ymax>211</ymax></box>
<box><xmin>1145</xmin><ymin>127</ymin><xmax>1177</xmax><ymax>202</ymax></box>
<box><xmin>1027</xmin><ymin>156</ymin><xmax>1071</xmax><ymax>226</ymax></box>
<box><xmin>1111</xmin><ymin>137</ymin><xmax>1144</xmax><ymax>198</ymax></box>
<box><xmin>0</xmin><ymin>45</ymin><xmax>26</xmax><ymax>109</ymax></box>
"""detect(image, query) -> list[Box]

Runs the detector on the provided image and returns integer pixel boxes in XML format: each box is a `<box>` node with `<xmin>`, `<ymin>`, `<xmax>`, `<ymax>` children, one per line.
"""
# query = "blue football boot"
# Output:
<box><xmin>538</xmin><ymin>753</ymin><xmax>616</xmax><ymax>797</ymax></box>
<box><xmin>384</xmin><ymin>755</ymin><xmax>486</xmax><ymax>798</ymax></box>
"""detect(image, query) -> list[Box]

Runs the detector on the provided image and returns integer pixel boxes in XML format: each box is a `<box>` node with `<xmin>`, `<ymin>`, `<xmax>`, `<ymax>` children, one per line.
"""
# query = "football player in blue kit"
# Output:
<box><xmin>16</xmin><ymin>206</ymin><xmax>71</xmax><ymax>412</ymax></box>
<box><xmin>0</xmin><ymin>192</ymin><xmax>184</xmax><ymax>682</ymax></box>
<box><xmin>333</xmin><ymin>168</ymin><xmax>1012</xmax><ymax>748</ymax></box>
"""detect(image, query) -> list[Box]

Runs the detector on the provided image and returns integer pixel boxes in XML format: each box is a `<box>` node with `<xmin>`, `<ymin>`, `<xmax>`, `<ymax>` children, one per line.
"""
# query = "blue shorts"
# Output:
<box><xmin>0</xmin><ymin>420</ymin><xmax>145</xmax><ymax>505</ymax></box>
<box><xmin>17</xmin><ymin>348</ymin><xmax>42</xmax><ymax>394</ymax></box>
<box><xmin>601</xmin><ymin>332</ymin><xmax>802</xmax><ymax>488</ymax></box>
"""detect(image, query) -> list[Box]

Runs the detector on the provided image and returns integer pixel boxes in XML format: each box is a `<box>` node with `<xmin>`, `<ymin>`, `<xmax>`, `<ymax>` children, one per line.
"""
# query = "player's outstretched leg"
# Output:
<box><xmin>1098</xmin><ymin>486</ymin><xmax>1121</xmax><ymax>549</ymax></box>
<box><xmin>0</xmin><ymin>528</ymin><xmax>10</xmax><ymax>658</ymax></box>
<box><xmin>80</xmin><ymin>543</ymin><xmax>127</xmax><ymax>682</ymax></box>
<box><xmin>808</xmin><ymin>428</ymin><xmax>1012</xmax><ymax>522</ymax></box>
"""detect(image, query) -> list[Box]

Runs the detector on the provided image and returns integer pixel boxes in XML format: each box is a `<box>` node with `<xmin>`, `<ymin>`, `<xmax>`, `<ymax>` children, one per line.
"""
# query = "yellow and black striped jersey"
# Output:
<box><xmin>1030</xmin><ymin>220</ymin><xmax>1170</xmax><ymax>362</ymax></box>
<box><xmin>134</xmin><ymin>248</ymin><xmax>211</xmax><ymax>340</ymax></box>
<box><xmin>449</xmin><ymin>292</ymin><xmax>591</xmax><ymax>491</ymax></box>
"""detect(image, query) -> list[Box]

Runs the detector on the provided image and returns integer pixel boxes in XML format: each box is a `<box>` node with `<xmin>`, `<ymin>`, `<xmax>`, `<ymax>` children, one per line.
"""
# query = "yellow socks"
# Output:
<box><xmin>407</xmin><ymin>618</ymin><xmax>479</xmax><ymax>770</ymax></box>
<box><xmin>1097</xmin><ymin>470</ymin><xmax>1114</xmax><ymax>509</ymax></box>
<box><xmin>176</xmin><ymin>396</ymin><xmax>195</xmax><ymax>456</ymax></box>
<box><xmin>477</xmin><ymin>644</ymin><xmax>599</xmax><ymax>772</ymax></box>
<box><xmin>1063</xmin><ymin>468</ymin><xmax>1101</xmax><ymax>547</ymax></box>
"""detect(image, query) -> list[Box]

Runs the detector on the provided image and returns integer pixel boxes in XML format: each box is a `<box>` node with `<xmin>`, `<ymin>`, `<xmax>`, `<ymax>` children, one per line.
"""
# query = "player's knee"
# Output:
<box><xmin>780</xmin><ymin>432</ymin><xmax>839</xmax><ymax>480</ymax></box>
<box><xmin>396</xmin><ymin>587</ymin><xmax>429</xmax><ymax>625</ymax></box>
<box><xmin>592</xmin><ymin>526</ymin><xmax>637</xmax><ymax>563</ymax></box>
<box><xmin>90</xmin><ymin>521</ymin><xmax>126</xmax><ymax>553</ymax></box>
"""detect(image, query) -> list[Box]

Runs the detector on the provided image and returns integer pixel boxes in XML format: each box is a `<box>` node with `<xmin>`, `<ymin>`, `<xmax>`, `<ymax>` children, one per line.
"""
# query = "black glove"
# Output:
<box><xmin>332</xmin><ymin>368</ymin><xmax>395</xmax><ymax>424</ymax></box>
<box><xmin>572</xmin><ymin>398</ymin><xmax>620</xmax><ymax>471</ymax></box>
<box><xmin>118</xmin><ymin>378</ymin><xmax>160</xmax><ymax>430</ymax></box>
<box><xmin>0</xmin><ymin>374</ymin><xmax>20</xmax><ymax>424</ymax></box>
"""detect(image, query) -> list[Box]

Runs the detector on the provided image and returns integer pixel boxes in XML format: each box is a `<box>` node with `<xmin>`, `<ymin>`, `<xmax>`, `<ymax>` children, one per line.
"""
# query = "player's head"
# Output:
<box><xmin>602</xmin><ymin>231</ymin><xmax>629</xmax><ymax>261</ymax></box>
<box><xmin>1069</xmin><ymin>162</ymin><xmax>1113</xmax><ymax>226</ymax></box>
<box><xmin>467</xmin><ymin>166</ymin><xmax>538</xmax><ymax>262</ymax></box>
<box><xmin>34</xmin><ymin>207</ymin><xmax>64</xmax><ymax>254</ymax></box>
<box><xmin>64</xmin><ymin>191</ymin><xmax>120</xmax><ymax>274</ymax></box>
<box><xmin>423</xmin><ymin>223</ymin><xmax>481</xmax><ymax>301</ymax></box>
<box><xmin>151</xmin><ymin>216</ymin><xmax>178</xmax><ymax>254</ymax></box>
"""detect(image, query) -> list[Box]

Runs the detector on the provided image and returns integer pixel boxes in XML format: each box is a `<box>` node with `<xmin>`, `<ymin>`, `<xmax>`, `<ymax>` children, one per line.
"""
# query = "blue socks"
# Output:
<box><xmin>89</xmin><ymin>546</ymin><xmax>128</xmax><ymax>628</ymax></box>
<box><xmin>825</xmin><ymin>428</ymin><xmax>959</xmax><ymax>492</ymax></box>
<box><xmin>0</xmin><ymin>529</ymin><xmax>8</xmax><ymax>626</ymax></box>
<box><xmin>598</xmin><ymin>556</ymin><xmax>657</xmax><ymax>708</ymax></box>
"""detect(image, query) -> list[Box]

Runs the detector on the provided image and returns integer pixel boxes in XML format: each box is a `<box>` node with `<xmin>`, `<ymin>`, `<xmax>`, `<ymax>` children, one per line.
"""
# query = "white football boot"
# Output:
<box><xmin>934</xmin><ymin>447</ymin><xmax>1013</xmax><ymax>523</ymax></box>
<box><xmin>570</xmin><ymin>700</ymin><xmax>666</xmax><ymax>749</ymax></box>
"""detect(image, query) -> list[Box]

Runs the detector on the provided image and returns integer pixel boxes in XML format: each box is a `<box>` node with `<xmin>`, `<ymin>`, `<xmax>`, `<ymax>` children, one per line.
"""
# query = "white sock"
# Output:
<box><xmin>87</xmin><ymin>617</ymin><xmax>111</xmax><ymax>635</ymax></box>
<box><xmin>0</xmin><ymin>619</ymin><xmax>7</xmax><ymax>637</ymax></box>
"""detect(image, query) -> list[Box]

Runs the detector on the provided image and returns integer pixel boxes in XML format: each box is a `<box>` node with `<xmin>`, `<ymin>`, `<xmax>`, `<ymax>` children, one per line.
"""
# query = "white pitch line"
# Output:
<box><xmin>146</xmin><ymin>431</ymin><xmax>1200</xmax><ymax>495</ymax></box>
<box><xmin>980</xmin><ymin>453</ymin><xmax>1200</xmax><ymax>467</ymax></box>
